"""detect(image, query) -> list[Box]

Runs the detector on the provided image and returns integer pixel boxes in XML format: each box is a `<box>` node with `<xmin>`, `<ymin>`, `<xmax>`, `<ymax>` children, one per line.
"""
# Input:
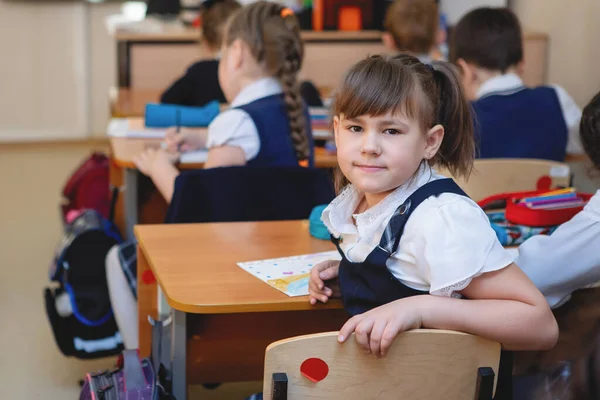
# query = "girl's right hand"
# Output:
<box><xmin>164</xmin><ymin>127</ymin><xmax>205</xmax><ymax>153</ymax></box>
<box><xmin>308</xmin><ymin>260</ymin><xmax>341</xmax><ymax>305</ymax></box>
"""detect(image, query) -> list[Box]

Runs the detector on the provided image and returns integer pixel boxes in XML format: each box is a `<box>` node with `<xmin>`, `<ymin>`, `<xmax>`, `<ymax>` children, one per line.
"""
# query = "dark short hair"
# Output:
<box><xmin>581</xmin><ymin>91</ymin><xmax>600</xmax><ymax>171</ymax></box>
<box><xmin>451</xmin><ymin>7</ymin><xmax>523</xmax><ymax>73</ymax></box>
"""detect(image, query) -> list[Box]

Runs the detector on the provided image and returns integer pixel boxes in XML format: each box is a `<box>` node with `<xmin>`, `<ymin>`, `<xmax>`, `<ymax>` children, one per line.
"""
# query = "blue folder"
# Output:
<box><xmin>145</xmin><ymin>101</ymin><xmax>221</xmax><ymax>128</ymax></box>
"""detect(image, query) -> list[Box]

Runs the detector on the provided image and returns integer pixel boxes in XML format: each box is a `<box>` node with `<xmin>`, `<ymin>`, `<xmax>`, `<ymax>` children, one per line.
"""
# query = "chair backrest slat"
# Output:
<box><xmin>263</xmin><ymin>330</ymin><xmax>501</xmax><ymax>400</ymax></box>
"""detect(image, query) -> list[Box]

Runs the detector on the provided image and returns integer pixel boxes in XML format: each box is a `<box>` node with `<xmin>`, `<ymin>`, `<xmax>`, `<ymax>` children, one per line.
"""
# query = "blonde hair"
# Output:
<box><xmin>225</xmin><ymin>1</ymin><xmax>309</xmax><ymax>162</ymax></box>
<box><xmin>384</xmin><ymin>0</ymin><xmax>439</xmax><ymax>54</ymax></box>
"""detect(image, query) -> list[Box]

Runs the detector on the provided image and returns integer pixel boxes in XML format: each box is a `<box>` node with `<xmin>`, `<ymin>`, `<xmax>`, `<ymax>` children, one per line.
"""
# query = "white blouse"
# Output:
<box><xmin>205</xmin><ymin>77</ymin><xmax>283</xmax><ymax>161</ymax></box>
<box><xmin>321</xmin><ymin>166</ymin><xmax>514</xmax><ymax>297</ymax></box>
<box><xmin>516</xmin><ymin>190</ymin><xmax>600</xmax><ymax>308</ymax></box>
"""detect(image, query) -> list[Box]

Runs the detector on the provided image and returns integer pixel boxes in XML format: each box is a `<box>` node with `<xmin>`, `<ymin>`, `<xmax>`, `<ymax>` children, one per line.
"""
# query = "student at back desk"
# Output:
<box><xmin>381</xmin><ymin>0</ymin><xmax>446</xmax><ymax>63</ymax></box>
<box><xmin>451</xmin><ymin>7</ymin><xmax>583</xmax><ymax>162</ymax></box>
<box><xmin>160</xmin><ymin>0</ymin><xmax>241</xmax><ymax>107</ymax></box>
<box><xmin>160</xmin><ymin>0</ymin><xmax>323</xmax><ymax>108</ymax></box>
<box><xmin>113</xmin><ymin>2</ymin><xmax>317</xmax><ymax>350</ymax></box>
<box><xmin>135</xmin><ymin>1</ymin><xmax>316</xmax><ymax>203</ymax></box>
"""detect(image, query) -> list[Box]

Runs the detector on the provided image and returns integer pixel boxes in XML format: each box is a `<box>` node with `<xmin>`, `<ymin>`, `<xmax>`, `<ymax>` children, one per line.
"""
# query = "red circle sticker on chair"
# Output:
<box><xmin>536</xmin><ymin>176</ymin><xmax>552</xmax><ymax>191</ymax></box>
<box><xmin>300</xmin><ymin>358</ymin><xmax>329</xmax><ymax>383</ymax></box>
<box><xmin>142</xmin><ymin>270</ymin><xmax>156</xmax><ymax>285</ymax></box>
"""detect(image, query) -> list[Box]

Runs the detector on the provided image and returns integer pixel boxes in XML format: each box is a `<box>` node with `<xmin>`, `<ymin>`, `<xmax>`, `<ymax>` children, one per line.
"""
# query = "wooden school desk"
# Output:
<box><xmin>109</xmin><ymin>87</ymin><xmax>161</xmax><ymax>118</ymax></box>
<box><xmin>135</xmin><ymin>221</ymin><xmax>348</xmax><ymax>400</ymax></box>
<box><xmin>109</xmin><ymin>87</ymin><xmax>334</xmax><ymax>119</ymax></box>
<box><xmin>111</xmin><ymin>27</ymin><xmax>547</xmax><ymax>91</ymax></box>
<box><xmin>109</xmin><ymin>136</ymin><xmax>338</xmax><ymax>239</ymax></box>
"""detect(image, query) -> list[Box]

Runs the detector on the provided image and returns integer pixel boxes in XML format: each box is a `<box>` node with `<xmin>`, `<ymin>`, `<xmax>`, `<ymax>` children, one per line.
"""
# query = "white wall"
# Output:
<box><xmin>89</xmin><ymin>3</ymin><xmax>121</xmax><ymax>138</ymax></box>
<box><xmin>0</xmin><ymin>1</ymin><xmax>119</xmax><ymax>142</ymax></box>
<box><xmin>512</xmin><ymin>0</ymin><xmax>600</xmax><ymax>107</ymax></box>
<box><xmin>0</xmin><ymin>2</ymin><xmax>89</xmax><ymax>141</ymax></box>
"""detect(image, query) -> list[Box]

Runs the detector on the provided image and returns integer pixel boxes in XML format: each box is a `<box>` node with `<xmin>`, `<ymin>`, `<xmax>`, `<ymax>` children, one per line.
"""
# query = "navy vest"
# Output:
<box><xmin>331</xmin><ymin>178</ymin><xmax>513</xmax><ymax>400</ymax></box>
<box><xmin>472</xmin><ymin>86</ymin><xmax>568</xmax><ymax>162</ymax></box>
<box><xmin>235</xmin><ymin>94</ymin><xmax>315</xmax><ymax>168</ymax></box>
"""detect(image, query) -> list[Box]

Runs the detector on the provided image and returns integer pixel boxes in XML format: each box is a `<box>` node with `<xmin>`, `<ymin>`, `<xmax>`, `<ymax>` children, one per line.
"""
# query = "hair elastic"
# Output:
<box><xmin>281</xmin><ymin>7</ymin><xmax>294</xmax><ymax>18</ymax></box>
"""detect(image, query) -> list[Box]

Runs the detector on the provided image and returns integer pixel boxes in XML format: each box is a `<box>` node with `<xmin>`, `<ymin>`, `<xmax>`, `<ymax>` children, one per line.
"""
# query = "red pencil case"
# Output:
<box><xmin>479</xmin><ymin>190</ymin><xmax>592</xmax><ymax>227</ymax></box>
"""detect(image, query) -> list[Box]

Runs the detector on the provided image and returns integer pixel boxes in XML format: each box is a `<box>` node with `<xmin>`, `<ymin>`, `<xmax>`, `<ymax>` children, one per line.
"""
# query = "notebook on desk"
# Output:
<box><xmin>179</xmin><ymin>149</ymin><xmax>208</xmax><ymax>164</ymax></box>
<box><xmin>107</xmin><ymin>118</ymin><xmax>166</xmax><ymax>138</ymax></box>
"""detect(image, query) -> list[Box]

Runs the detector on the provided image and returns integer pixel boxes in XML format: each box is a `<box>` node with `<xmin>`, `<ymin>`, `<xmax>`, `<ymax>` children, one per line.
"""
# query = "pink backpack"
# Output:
<box><xmin>79</xmin><ymin>318</ymin><xmax>175</xmax><ymax>400</ymax></box>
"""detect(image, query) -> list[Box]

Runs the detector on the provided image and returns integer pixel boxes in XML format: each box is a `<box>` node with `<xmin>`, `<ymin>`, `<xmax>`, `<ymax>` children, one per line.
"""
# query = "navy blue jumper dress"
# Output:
<box><xmin>331</xmin><ymin>178</ymin><xmax>513</xmax><ymax>400</ymax></box>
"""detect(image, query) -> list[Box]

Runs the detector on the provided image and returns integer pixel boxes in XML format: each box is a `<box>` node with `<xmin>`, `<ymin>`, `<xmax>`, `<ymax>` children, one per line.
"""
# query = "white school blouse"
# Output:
<box><xmin>321</xmin><ymin>166</ymin><xmax>514</xmax><ymax>298</ymax></box>
<box><xmin>516</xmin><ymin>190</ymin><xmax>600</xmax><ymax>308</ymax></box>
<box><xmin>205</xmin><ymin>77</ymin><xmax>283</xmax><ymax>161</ymax></box>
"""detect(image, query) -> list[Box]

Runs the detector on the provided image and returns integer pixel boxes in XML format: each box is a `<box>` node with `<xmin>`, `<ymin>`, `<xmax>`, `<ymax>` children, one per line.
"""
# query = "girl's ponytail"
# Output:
<box><xmin>429</xmin><ymin>61</ymin><xmax>475</xmax><ymax>178</ymax></box>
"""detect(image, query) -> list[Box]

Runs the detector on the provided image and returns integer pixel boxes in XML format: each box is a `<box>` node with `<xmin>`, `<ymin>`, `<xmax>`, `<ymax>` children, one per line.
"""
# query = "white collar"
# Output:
<box><xmin>476</xmin><ymin>73</ymin><xmax>525</xmax><ymax>99</ymax></box>
<box><xmin>321</xmin><ymin>164</ymin><xmax>441</xmax><ymax>239</ymax></box>
<box><xmin>230</xmin><ymin>77</ymin><xmax>283</xmax><ymax>108</ymax></box>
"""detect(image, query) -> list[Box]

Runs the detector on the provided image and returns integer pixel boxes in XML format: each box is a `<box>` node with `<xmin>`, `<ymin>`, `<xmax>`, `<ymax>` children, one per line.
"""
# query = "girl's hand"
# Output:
<box><xmin>164</xmin><ymin>127</ymin><xmax>206</xmax><ymax>153</ymax></box>
<box><xmin>338</xmin><ymin>297</ymin><xmax>425</xmax><ymax>358</ymax></box>
<box><xmin>133</xmin><ymin>148</ymin><xmax>179</xmax><ymax>177</ymax></box>
<box><xmin>308</xmin><ymin>260</ymin><xmax>340</xmax><ymax>305</ymax></box>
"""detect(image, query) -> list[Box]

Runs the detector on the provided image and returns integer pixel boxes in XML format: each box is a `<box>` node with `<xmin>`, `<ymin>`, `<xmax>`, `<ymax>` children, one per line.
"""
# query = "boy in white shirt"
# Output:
<box><xmin>517</xmin><ymin>90</ymin><xmax>600</xmax><ymax>308</ymax></box>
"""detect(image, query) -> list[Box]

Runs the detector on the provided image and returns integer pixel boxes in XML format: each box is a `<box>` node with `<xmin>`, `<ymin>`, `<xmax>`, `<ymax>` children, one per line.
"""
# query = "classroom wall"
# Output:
<box><xmin>513</xmin><ymin>0</ymin><xmax>600</xmax><ymax>107</ymax></box>
<box><xmin>1</xmin><ymin>1</ymin><xmax>599</xmax><ymax>142</ymax></box>
<box><xmin>89</xmin><ymin>3</ymin><xmax>120</xmax><ymax>138</ymax></box>
<box><xmin>0</xmin><ymin>2</ymin><xmax>89</xmax><ymax>141</ymax></box>
<box><xmin>0</xmin><ymin>1</ymin><xmax>118</xmax><ymax>142</ymax></box>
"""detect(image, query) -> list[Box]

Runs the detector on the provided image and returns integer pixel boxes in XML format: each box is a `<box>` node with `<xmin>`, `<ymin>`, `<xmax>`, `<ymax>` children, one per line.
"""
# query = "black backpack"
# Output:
<box><xmin>44</xmin><ymin>208</ymin><xmax>124</xmax><ymax>359</ymax></box>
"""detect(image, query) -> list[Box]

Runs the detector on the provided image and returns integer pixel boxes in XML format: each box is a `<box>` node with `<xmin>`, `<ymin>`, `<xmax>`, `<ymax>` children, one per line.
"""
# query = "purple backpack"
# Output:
<box><xmin>80</xmin><ymin>318</ymin><xmax>174</xmax><ymax>400</ymax></box>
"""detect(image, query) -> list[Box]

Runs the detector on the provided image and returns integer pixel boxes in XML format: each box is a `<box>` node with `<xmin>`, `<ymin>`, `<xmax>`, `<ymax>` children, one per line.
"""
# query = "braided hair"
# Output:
<box><xmin>225</xmin><ymin>1</ymin><xmax>309</xmax><ymax>163</ymax></box>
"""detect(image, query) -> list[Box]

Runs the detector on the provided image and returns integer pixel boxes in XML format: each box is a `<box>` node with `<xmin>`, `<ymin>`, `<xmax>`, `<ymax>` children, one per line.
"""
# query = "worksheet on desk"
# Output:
<box><xmin>107</xmin><ymin>118</ymin><xmax>166</xmax><ymax>138</ymax></box>
<box><xmin>238</xmin><ymin>248</ymin><xmax>519</xmax><ymax>297</ymax></box>
<box><xmin>238</xmin><ymin>250</ymin><xmax>342</xmax><ymax>297</ymax></box>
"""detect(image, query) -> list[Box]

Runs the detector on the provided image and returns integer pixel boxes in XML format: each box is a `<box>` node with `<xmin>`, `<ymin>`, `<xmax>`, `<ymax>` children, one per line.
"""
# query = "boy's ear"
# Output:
<box><xmin>515</xmin><ymin>60</ymin><xmax>525</xmax><ymax>77</ymax></box>
<box><xmin>382</xmin><ymin>32</ymin><xmax>398</xmax><ymax>52</ymax></box>
<box><xmin>456</xmin><ymin>58</ymin><xmax>477</xmax><ymax>100</ymax></box>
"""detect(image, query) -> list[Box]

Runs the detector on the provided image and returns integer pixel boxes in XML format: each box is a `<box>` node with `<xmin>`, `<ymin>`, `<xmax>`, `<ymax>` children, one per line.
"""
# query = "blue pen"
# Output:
<box><xmin>176</xmin><ymin>108</ymin><xmax>182</xmax><ymax>152</ymax></box>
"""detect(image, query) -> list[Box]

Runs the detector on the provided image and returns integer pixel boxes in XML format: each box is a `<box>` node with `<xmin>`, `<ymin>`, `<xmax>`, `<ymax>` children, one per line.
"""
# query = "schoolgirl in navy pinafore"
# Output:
<box><xmin>331</xmin><ymin>178</ymin><xmax>513</xmax><ymax>400</ymax></box>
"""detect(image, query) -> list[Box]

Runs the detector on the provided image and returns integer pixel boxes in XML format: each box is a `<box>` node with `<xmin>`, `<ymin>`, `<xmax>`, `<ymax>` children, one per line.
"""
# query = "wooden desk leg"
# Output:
<box><xmin>172</xmin><ymin>309</ymin><xmax>187</xmax><ymax>400</ymax></box>
<box><xmin>109</xmin><ymin>160</ymin><xmax>126</xmax><ymax>236</ymax></box>
<box><xmin>124</xmin><ymin>168</ymin><xmax>138</xmax><ymax>240</ymax></box>
<box><xmin>137</xmin><ymin>245</ymin><xmax>158</xmax><ymax>358</ymax></box>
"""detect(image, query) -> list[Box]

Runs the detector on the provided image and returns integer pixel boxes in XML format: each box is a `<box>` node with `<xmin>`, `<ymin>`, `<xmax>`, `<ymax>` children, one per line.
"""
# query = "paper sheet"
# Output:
<box><xmin>238</xmin><ymin>251</ymin><xmax>341</xmax><ymax>297</ymax></box>
<box><xmin>107</xmin><ymin>118</ymin><xmax>166</xmax><ymax>138</ymax></box>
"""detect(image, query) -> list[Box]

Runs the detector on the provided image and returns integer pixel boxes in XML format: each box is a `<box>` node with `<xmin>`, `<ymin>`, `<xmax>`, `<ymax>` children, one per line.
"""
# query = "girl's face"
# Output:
<box><xmin>333</xmin><ymin>111</ymin><xmax>444</xmax><ymax>206</ymax></box>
